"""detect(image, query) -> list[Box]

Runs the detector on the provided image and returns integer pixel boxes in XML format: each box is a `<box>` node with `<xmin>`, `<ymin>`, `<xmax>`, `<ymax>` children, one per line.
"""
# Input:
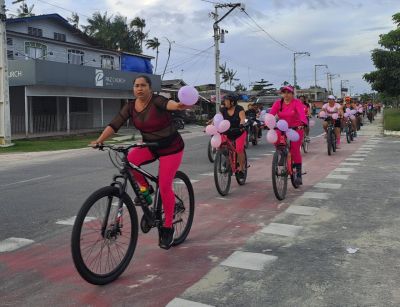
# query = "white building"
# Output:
<box><xmin>6</xmin><ymin>13</ymin><xmax>160</xmax><ymax>137</ymax></box>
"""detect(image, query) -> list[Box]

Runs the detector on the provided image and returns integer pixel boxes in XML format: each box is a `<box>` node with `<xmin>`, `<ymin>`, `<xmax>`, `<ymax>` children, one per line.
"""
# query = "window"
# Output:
<box><xmin>54</xmin><ymin>32</ymin><xmax>66</xmax><ymax>42</ymax></box>
<box><xmin>101</xmin><ymin>55</ymin><xmax>114</xmax><ymax>70</ymax></box>
<box><xmin>7</xmin><ymin>50</ymin><xmax>13</xmax><ymax>60</ymax></box>
<box><xmin>68</xmin><ymin>49</ymin><xmax>84</xmax><ymax>65</ymax></box>
<box><xmin>28</xmin><ymin>27</ymin><xmax>43</xmax><ymax>37</ymax></box>
<box><xmin>7</xmin><ymin>37</ymin><xmax>12</xmax><ymax>46</ymax></box>
<box><xmin>25</xmin><ymin>42</ymin><xmax>47</xmax><ymax>59</ymax></box>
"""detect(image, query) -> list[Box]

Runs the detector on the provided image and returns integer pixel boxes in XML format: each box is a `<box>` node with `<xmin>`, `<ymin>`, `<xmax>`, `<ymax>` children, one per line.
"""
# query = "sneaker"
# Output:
<box><xmin>134</xmin><ymin>185</ymin><xmax>154</xmax><ymax>204</ymax></box>
<box><xmin>159</xmin><ymin>226</ymin><xmax>175</xmax><ymax>250</ymax></box>
<box><xmin>295</xmin><ymin>177</ymin><xmax>303</xmax><ymax>186</ymax></box>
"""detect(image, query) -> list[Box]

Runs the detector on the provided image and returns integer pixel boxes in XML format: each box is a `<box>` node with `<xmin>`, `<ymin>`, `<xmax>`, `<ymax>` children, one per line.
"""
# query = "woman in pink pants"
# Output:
<box><xmin>269</xmin><ymin>85</ymin><xmax>308</xmax><ymax>185</ymax></box>
<box><xmin>92</xmin><ymin>75</ymin><xmax>189</xmax><ymax>250</ymax></box>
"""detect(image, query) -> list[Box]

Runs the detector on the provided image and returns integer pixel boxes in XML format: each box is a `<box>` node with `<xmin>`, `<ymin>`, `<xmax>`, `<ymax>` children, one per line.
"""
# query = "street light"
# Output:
<box><xmin>293</xmin><ymin>51</ymin><xmax>310</xmax><ymax>89</ymax></box>
<box><xmin>314</xmin><ymin>64</ymin><xmax>328</xmax><ymax>87</ymax></box>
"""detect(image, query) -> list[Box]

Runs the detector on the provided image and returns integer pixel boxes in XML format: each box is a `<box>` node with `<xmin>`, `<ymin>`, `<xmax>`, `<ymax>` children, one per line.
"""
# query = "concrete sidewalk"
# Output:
<box><xmin>169</xmin><ymin>112</ymin><xmax>400</xmax><ymax>306</ymax></box>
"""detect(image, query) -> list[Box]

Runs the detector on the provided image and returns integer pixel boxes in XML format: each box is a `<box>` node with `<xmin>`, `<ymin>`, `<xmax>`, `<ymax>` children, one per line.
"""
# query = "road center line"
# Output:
<box><xmin>0</xmin><ymin>175</ymin><xmax>52</xmax><ymax>188</ymax></box>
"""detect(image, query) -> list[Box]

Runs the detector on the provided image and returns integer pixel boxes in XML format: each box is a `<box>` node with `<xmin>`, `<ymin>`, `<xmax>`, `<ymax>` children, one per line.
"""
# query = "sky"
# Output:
<box><xmin>6</xmin><ymin>0</ymin><xmax>400</xmax><ymax>96</ymax></box>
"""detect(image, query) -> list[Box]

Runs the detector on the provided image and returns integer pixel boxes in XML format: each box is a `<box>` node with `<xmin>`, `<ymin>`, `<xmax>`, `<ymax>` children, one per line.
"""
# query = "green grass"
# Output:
<box><xmin>0</xmin><ymin>133</ymin><xmax>134</xmax><ymax>153</ymax></box>
<box><xmin>384</xmin><ymin>109</ymin><xmax>400</xmax><ymax>131</ymax></box>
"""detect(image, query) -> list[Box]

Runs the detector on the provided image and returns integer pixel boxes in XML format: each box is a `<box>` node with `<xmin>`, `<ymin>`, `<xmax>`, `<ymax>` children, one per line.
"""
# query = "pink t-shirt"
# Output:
<box><xmin>322</xmin><ymin>103</ymin><xmax>341</xmax><ymax>115</ymax></box>
<box><xmin>269</xmin><ymin>98</ymin><xmax>308</xmax><ymax>127</ymax></box>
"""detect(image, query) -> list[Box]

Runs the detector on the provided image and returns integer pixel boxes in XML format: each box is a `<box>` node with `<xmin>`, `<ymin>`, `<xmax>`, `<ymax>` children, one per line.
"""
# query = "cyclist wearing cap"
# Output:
<box><xmin>299</xmin><ymin>95</ymin><xmax>311</xmax><ymax>140</ymax></box>
<box><xmin>221</xmin><ymin>95</ymin><xmax>247</xmax><ymax>178</ymax></box>
<box><xmin>321</xmin><ymin>95</ymin><xmax>343</xmax><ymax>149</ymax></box>
<box><xmin>269</xmin><ymin>85</ymin><xmax>308</xmax><ymax>185</ymax></box>
<box><xmin>344</xmin><ymin>97</ymin><xmax>357</xmax><ymax>134</ymax></box>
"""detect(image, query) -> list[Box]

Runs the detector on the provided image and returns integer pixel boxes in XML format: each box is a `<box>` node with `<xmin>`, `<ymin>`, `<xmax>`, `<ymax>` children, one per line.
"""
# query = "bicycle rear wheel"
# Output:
<box><xmin>272</xmin><ymin>150</ymin><xmax>288</xmax><ymax>200</ymax></box>
<box><xmin>214</xmin><ymin>150</ymin><xmax>232</xmax><ymax>196</ymax></box>
<box><xmin>327</xmin><ymin>131</ymin><xmax>332</xmax><ymax>156</ymax></box>
<box><xmin>71</xmin><ymin>186</ymin><xmax>138</xmax><ymax>285</ymax></box>
<box><xmin>345</xmin><ymin>127</ymin><xmax>351</xmax><ymax>143</ymax></box>
<box><xmin>332</xmin><ymin>131</ymin><xmax>337</xmax><ymax>152</ymax></box>
<box><xmin>171</xmin><ymin>171</ymin><xmax>195</xmax><ymax>246</ymax></box>
<box><xmin>302</xmin><ymin>137</ymin><xmax>309</xmax><ymax>153</ymax></box>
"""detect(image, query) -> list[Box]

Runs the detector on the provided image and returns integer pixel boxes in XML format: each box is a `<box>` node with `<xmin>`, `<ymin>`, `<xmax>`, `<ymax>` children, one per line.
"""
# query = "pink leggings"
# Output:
<box><xmin>221</xmin><ymin>131</ymin><xmax>247</xmax><ymax>153</ymax></box>
<box><xmin>127</xmin><ymin>148</ymin><xmax>183</xmax><ymax>228</ymax></box>
<box><xmin>275</xmin><ymin>129</ymin><xmax>304</xmax><ymax>164</ymax></box>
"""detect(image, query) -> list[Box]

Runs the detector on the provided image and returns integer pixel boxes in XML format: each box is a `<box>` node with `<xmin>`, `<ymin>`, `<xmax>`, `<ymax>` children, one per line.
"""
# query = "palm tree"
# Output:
<box><xmin>130</xmin><ymin>17</ymin><xmax>148</xmax><ymax>52</ymax></box>
<box><xmin>226</xmin><ymin>69</ymin><xmax>239</xmax><ymax>90</ymax></box>
<box><xmin>68</xmin><ymin>12</ymin><xmax>79</xmax><ymax>28</ymax></box>
<box><xmin>235</xmin><ymin>83</ymin><xmax>247</xmax><ymax>92</ymax></box>
<box><xmin>146</xmin><ymin>37</ymin><xmax>160</xmax><ymax>73</ymax></box>
<box><xmin>17</xmin><ymin>2</ymin><xmax>35</xmax><ymax>18</ymax></box>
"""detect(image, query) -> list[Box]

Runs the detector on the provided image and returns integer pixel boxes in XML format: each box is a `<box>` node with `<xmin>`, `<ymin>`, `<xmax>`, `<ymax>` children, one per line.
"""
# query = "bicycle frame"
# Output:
<box><xmin>103</xmin><ymin>151</ymin><xmax>163</xmax><ymax>237</ymax></box>
<box><xmin>275</xmin><ymin>131</ymin><xmax>294</xmax><ymax>176</ymax></box>
<box><xmin>219</xmin><ymin>137</ymin><xmax>239</xmax><ymax>174</ymax></box>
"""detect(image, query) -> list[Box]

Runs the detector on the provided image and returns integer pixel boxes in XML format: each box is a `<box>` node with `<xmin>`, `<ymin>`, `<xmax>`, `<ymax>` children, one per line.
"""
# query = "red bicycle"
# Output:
<box><xmin>271</xmin><ymin>128</ymin><xmax>301</xmax><ymax>200</ymax></box>
<box><xmin>214</xmin><ymin>129</ymin><xmax>248</xmax><ymax>196</ymax></box>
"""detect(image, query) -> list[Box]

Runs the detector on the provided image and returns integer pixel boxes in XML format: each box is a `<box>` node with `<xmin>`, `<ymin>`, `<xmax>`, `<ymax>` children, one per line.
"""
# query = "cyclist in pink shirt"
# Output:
<box><xmin>320</xmin><ymin>95</ymin><xmax>343</xmax><ymax>149</ymax></box>
<box><xmin>269</xmin><ymin>85</ymin><xmax>308</xmax><ymax>185</ymax></box>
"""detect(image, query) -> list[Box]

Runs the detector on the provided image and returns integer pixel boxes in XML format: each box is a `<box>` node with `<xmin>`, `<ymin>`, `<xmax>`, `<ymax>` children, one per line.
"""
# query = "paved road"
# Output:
<box><xmin>4</xmin><ymin>117</ymin><xmax>395</xmax><ymax>306</ymax></box>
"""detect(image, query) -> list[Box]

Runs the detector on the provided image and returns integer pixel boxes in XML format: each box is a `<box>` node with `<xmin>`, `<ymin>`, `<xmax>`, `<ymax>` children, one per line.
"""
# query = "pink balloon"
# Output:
<box><xmin>213</xmin><ymin>113</ymin><xmax>223</xmax><ymax>127</ymax></box>
<box><xmin>266</xmin><ymin>129</ymin><xmax>278</xmax><ymax>144</ymax></box>
<box><xmin>344</xmin><ymin>112</ymin><xmax>350</xmax><ymax>118</ymax></box>
<box><xmin>350</xmin><ymin>115</ymin><xmax>356</xmax><ymax>120</ymax></box>
<box><xmin>205</xmin><ymin>124</ymin><xmax>218</xmax><ymax>136</ymax></box>
<box><xmin>319</xmin><ymin>111</ymin><xmax>326</xmax><ymax>118</ymax></box>
<box><xmin>178</xmin><ymin>86</ymin><xmax>199</xmax><ymax>106</ymax></box>
<box><xmin>332</xmin><ymin>113</ymin><xmax>339</xmax><ymax>120</ymax></box>
<box><xmin>309</xmin><ymin>119</ymin><xmax>316</xmax><ymax>127</ymax></box>
<box><xmin>210</xmin><ymin>133</ymin><xmax>222</xmax><ymax>148</ymax></box>
<box><xmin>264</xmin><ymin>113</ymin><xmax>276</xmax><ymax>129</ymax></box>
<box><xmin>287</xmin><ymin>129</ymin><xmax>300</xmax><ymax>142</ymax></box>
<box><xmin>346</xmin><ymin>108</ymin><xmax>351</xmax><ymax>113</ymax></box>
<box><xmin>277</xmin><ymin>119</ymin><xmax>289</xmax><ymax>132</ymax></box>
<box><xmin>217</xmin><ymin>120</ymin><xmax>231</xmax><ymax>133</ymax></box>
<box><xmin>350</xmin><ymin>109</ymin><xmax>357</xmax><ymax>115</ymax></box>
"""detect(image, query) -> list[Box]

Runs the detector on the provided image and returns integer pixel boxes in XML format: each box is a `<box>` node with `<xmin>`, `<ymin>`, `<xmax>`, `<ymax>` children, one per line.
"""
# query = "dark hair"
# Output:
<box><xmin>298</xmin><ymin>95</ymin><xmax>306</xmax><ymax>99</ymax></box>
<box><xmin>133</xmin><ymin>75</ymin><xmax>152</xmax><ymax>87</ymax></box>
<box><xmin>224</xmin><ymin>95</ymin><xmax>238</xmax><ymax>106</ymax></box>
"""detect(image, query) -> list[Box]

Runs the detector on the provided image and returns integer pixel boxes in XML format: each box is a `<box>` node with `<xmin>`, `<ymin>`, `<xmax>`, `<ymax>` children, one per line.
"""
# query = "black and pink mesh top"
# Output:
<box><xmin>108</xmin><ymin>94</ymin><xmax>184</xmax><ymax>156</ymax></box>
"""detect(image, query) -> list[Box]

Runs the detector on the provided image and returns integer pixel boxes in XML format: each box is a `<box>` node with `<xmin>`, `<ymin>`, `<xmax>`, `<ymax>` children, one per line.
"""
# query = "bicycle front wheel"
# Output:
<box><xmin>207</xmin><ymin>139</ymin><xmax>217</xmax><ymax>163</ymax></box>
<box><xmin>272</xmin><ymin>150</ymin><xmax>288</xmax><ymax>200</ymax></box>
<box><xmin>327</xmin><ymin>131</ymin><xmax>332</xmax><ymax>156</ymax></box>
<box><xmin>171</xmin><ymin>171</ymin><xmax>195</xmax><ymax>246</ymax></box>
<box><xmin>214</xmin><ymin>150</ymin><xmax>232</xmax><ymax>196</ymax></box>
<box><xmin>71</xmin><ymin>186</ymin><xmax>138</xmax><ymax>285</ymax></box>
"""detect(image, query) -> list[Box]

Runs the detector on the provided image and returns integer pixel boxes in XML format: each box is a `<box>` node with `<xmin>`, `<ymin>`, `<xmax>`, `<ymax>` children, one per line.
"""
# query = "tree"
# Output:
<box><xmin>17</xmin><ymin>2</ymin><xmax>35</xmax><ymax>17</ymax></box>
<box><xmin>252</xmin><ymin>79</ymin><xmax>274</xmax><ymax>91</ymax></box>
<box><xmin>364</xmin><ymin>13</ymin><xmax>400</xmax><ymax>105</ymax></box>
<box><xmin>68</xmin><ymin>12</ymin><xmax>79</xmax><ymax>28</ymax></box>
<box><xmin>226</xmin><ymin>68</ymin><xmax>239</xmax><ymax>90</ymax></box>
<box><xmin>146</xmin><ymin>37</ymin><xmax>160</xmax><ymax>73</ymax></box>
<box><xmin>235</xmin><ymin>83</ymin><xmax>247</xmax><ymax>92</ymax></box>
<box><xmin>83</xmin><ymin>12</ymin><xmax>141</xmax><ymax>54</ymax></box>
<box><xmin>130</xmin><ymin>17</ymin><xmax>148</xmax><ymax>52</ymax></box>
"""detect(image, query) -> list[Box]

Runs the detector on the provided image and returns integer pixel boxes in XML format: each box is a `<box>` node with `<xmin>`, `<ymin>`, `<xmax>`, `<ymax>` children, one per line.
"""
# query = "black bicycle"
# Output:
<box><xmin>326</xmin><ymin>117</ymin><xmax>337</xmax><ymax>156</ymax></box>
<box><xmin>71</xmin><ymin>143</ymin><xmax>195</xmax><ymax>285</ymax></box>
<box><xmin>344</xmin><ymin>116</ymin><xmax>354</xmax><ymax>144</ymax></box>
<box><xmin>207</xmin><ymin>138</ymin><xmax>217</xmax><ymax>163</ymax></box>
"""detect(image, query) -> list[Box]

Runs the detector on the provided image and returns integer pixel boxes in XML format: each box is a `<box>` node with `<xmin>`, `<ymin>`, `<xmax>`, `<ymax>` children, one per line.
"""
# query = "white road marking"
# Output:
<box><xmin>341</xmin><ymin>162</ymin><xmax>360</xmax><ymax>166</ymax></box>
<box><xmin>310</xmin><ymin>133</ymin><xmax>325</xmax><ymax>139</ymax></box>
<box><xmin>56</xmin><ymin>216</ymin><xmax>97</xmax><ymax>226</ymax></box>
<box><xmin>175</xmin><ymin>180</ymin><xmax>199</xmax><ymax>184</ymax></box>
<box><xmin>346</xmin><ymin>158</ymin><xmax>365</xmax><ymax>161</ymax></box>
<box><xmin>301</xmin><ymin>192</ymin><xmax>330</xmax><ymax>199</ymax></box>
<box><xmin>260</xmin><ymin>223</ymin><xmax>303</xmax><ymax>237</ymax></box>
<box><xmin>249</xmin><ymin>157</ymin><xmax>260</xmax><ymax>160</ymax></box>
<box><xmin>199</xmin><ymin>172</ymin><xmax>214</xmax><ymax>176</ymax></box>
<box><xmin>261</xmin><ymin>153</ymin><xmax>272</xmax><ymax>156</ymax></box>
<box><xmin>335</xmin><ymin>168</ymin><xmax>355</xmax><ymax>172</ymax></box>
<box><xmin>166</xmin><ymin>298</ymin><xmax>215</xmax><ymax>307</ymax></box>
<box><xmin>314</xmin><ymin>182</ymin><xmax>342</xmax><ymax>189</ymax></box>
<box><xmin>327</xmin><ymin>174</ymin><xmax>349</xmax><ymax>180</ymax></box>
<box><xmin>286</xmin><ymin>205</ymin><xmax>319</xmax><ymax>216</ymax></box>
<box><xmin>352</xmin><ymin>154</ymin><xmax>368</xmax><ymax>157</ymax></box>
<box><xmin>0</xmin><ymin>237</ymin><xmax>34</xmax><ymax>253</ymax></box>
<box><xmin>0</xmin><ymin>175</ymin><xmax>52</xmax><ymax>188</ymax></box>
<box><xmin>220</xmin><ymin>251</ymin><xmax>277</xmax><ymax>271</ymax></box>
<box><xmin>216</xmin><ymin>197</ymin><xmax>229</xmax><ymax>200</ymax></box>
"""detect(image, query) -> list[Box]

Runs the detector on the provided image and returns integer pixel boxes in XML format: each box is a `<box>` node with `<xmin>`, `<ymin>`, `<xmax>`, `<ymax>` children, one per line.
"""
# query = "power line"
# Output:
<box><xmin>166</xmin><ymin>45</ymin><xmax>214</xmax><ymax>70</ymax></box>
<box><xmin>240</xmin><ymin>8</ymin><xmax>297</xmax><ymax>52</ymax></box>
<box><xmin>36</xmin><ymin>0</ymin><xmax>91</xmax><ymax>19</ymax></box>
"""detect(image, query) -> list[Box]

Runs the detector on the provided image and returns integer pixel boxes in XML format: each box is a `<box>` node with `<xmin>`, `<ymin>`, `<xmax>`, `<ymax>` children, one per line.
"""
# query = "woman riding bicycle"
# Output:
<box><xmin>299</xmin><ymin>95</ymin><xmax>311</xmax><ymax>140</ymax></box>
<box><xmin>269</xmin><ymin>86</ymin><xmax>308</xmax><ymax>185</ymax></box>
<box><xmin>221</xmin><ymin>95</ymin><xmax>247</xmax><ymax>178</ymax></box>
<box><xmin>91</xmin><ymin>75</ymin><xmax>189</xmax><ymax>250</ymax></box>
<box><xmin>321</xmin><ymin>95</ymin><xmax>343</xmax><ymax>149</ymax></box>
<box><xmin>344</xmin><ymin>96</ymin><xmax>357</xmax><ymax>135</ymax></box>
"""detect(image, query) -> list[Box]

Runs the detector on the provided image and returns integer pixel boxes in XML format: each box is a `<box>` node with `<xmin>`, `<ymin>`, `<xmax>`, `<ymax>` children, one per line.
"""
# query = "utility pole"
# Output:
<box><xmin>340</xmin><ymin>79</ymin><xmax>349</xmax><ymax>98</ymax></box>
<box><xmin>314</xmin><ymin>64</ymin><xmax>328</xmax><ymax>101</ymax></box>
<box><xmin>328</xmin><ymin>73</ymin><xmax>340</xmax><ymax>96</ymax></box>
<box><xmin>293</xmin><ymin>51</ymin><xmax>310</xmax><ymax>90</ymax></box>
<box><xmin>212</xmin><ymin>2</ymin><xmax>244</xmax><ymax>112</ymax></box>
<box><xmin>0</xmin><ymin>0</ymin><xmax>12</xmax><ymax>146</ymax></box>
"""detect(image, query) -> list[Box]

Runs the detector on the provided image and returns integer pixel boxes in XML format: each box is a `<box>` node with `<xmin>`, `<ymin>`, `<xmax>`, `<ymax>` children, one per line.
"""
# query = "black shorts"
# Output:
<box><xmin>325</xmin><ymin>118</ymin><xmax>341</xmax><ymax>128</ymax></box>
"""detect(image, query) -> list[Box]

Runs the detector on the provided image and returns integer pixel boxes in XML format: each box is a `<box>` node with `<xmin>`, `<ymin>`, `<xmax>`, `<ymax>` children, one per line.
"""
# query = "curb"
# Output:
<box><xmin>384</xmin><ymin>130</ymin><xmax>400</xmax><ymax>136</ymax></box>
